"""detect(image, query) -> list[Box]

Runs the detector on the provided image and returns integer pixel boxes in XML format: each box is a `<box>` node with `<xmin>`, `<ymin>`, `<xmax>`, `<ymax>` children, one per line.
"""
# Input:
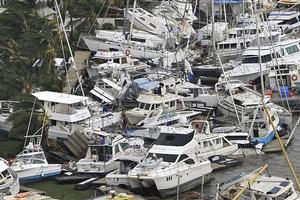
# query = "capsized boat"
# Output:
<box><xmin>0</xmin><ymin>157</ymin><xmax>20</xmax><ymax>196</ymax></box>
<box><xmin>219</xmin><ymin>166</ymin><xmax>300</xmax><ymax>200</ymax></box>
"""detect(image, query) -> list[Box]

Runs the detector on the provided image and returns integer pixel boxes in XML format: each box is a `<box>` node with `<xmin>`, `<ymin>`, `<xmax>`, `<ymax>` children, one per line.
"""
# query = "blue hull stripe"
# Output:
<box><xmin>20</xmin><ymin>171</ymin><xmax>61</xmax><ymax>184</ymax></box>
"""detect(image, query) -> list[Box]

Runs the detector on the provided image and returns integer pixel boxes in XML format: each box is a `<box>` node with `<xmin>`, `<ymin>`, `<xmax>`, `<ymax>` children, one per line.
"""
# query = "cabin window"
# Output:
<box><xmin>94</xmin><ymin>58</ymin><xmax>108</xmax><ymax>64</ymax></box>
<box><xmin>231</xmin><ymin>43</ymin><xmax>237</xmax><ymax>48</ymax></box>
<box><xmin>121</xmin><ymin>57</ymin><xmax>127</xmax><ymax>64</ymax></box>
<box><xmin>147</xmin><ymin>153</ymin><xmax>178</xmax><ymax>162</ymax></box>
<box><xmin>281</xmin><ymin>48</ymin><xmax>285</xmax><ymax>56</ymax></box>
<box><xmin>170</xmin><ymin>101</ymin><xmax>175</xmax><ymax>107</ymax></box>
<box><xmin>287</xmin><ymin>17</ymin><xmax>298</xmax><ymax>25</ymax></box>
<box><xmin>250</xmin><ymin>29</ymin><xmax>256</xmax><ymax>34</ymax></box>
<box><xmin>184</xmin><ymin>158</ymin><xmax>195</xmax><ymax>165</ymax></box>
<box><xmin>246</xmin><ymin>42</ymin><xmax>250</xmax><ymax>47</ymax></box>
<box><xmin>271</xmin><ymin>115</ymin><xmax>276</xmax><ymax>122</ymax></box>
<box><xmin>119</xmin><ymin>142</ymin><xmax>129</xmax><ymax>150</ymax></box>
<box><xmin>113</xmin><ymin>58</ymin><xmax>120</xmax><ymax>63</ymax></box>
<box><xmin>216</xmin><ymin>138</ymin><xmax>222</xmax><ymax>144</ymax></box>
<box><xmin>1</xmin><ymin>169</ymin><xmax>10</xmax><ymax>179</ymax></box>
<box><xmin>178</xmin><ymin>154</ymin><xmax>189</xmax><ymax>162</ymax></box>
<box><xmin>203</xmin><ymin>141</ymin><xmax>208</xmax><ymax>147</ymax></box>
<box><xmin>131</xmin><ymin>37</ymin><xmax>146</xmax><ymax>43</ymax></box>
<box><xmin>140</xmin><ymin>17</ymin><xmax>146</xmax><ymax>21</ymax></box>
<box><xmin>224</xmin><ymin>44</ymin><xmax>230</xmax><ymax>49</ymax></box>
<box><xmin>115</xmin><ymin>145</ymin><xmax>120</xmax><ymax>154</ymax></box>
<box><xmin>145</xmin><ymin>104</ymin><xmax>152</xmax><ymax>110</ymax></box>
<box><xmin>156</xmin><ymin>131</ymin><xmax>194</xmax><ymax>146</ymax></box>
<box><xmin>149</xmin><ymin>23</ymin><xmax>156</xmax><ymax>29</ymax></box>
<box><xmin>285</xmin><ymin>45</ymin><xmax>299</xmax><ymax>55</ymax></box>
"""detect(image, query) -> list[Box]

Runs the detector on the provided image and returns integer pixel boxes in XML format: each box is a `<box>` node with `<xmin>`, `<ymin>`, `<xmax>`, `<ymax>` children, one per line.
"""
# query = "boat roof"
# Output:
<box><xmin>243</xmin><ymin>46</ymin><xmax>277</xmax><ymax>56</ymax></box>
<box><xmin>0</xmin><ymin>159</ymin><xmax>8</xmax><ymax>172</ymax></box>
<box><xmin>159</xmin><ymin>126</ymin><xmax>194</xmax><ymax>135</ymax></box>
<box><xmin>33</xmin><ymin>91</ymin><xmax>89</xmax><ymax>104</ymax></box>
<box><xmin>268</xmin><ymin>11</ymin><xmax>300</xmax><ymax>20</ymax></box>
<box><xmin>137</xmin><ymin>93</ymin><xmax>183</xmax><ymax>104</ymax></box>
<box><xmin>240</xmin><ymin>174</ymin><xmax>292</xmax><ymax>197</ymax></box>
<box><xmin>93</xmin><ymin>51</ymin><xmax>126</xmax><ymax>59</ymax></box>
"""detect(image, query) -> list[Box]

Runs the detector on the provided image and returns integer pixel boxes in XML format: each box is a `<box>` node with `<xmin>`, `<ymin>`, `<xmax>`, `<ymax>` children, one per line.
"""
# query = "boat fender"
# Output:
<box><xmin>15</xmin><ymin>192</ymin><xmax>30</xmax><ymax>198</ymax></box>
<box><xmin>125</xmin><ymin>49</ymin><xmax>130</xmax><ymax>56</ymax></box>
<box><xmin>292</xmin><ymin>74</ymin><xmax>298</xmax><ymax>81</ymax></box>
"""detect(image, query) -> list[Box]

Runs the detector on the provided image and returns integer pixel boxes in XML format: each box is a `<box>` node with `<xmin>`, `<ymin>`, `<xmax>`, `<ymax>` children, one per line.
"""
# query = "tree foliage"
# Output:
<box><xmin>0</xmin><ymin>0</ymin><xmax>63</xmax><ymax>100</ymax></box>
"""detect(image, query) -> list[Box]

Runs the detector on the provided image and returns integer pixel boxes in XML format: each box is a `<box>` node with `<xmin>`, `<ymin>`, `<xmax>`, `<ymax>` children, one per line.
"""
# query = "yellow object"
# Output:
<box><xmin>232</xmin><ymin>164</ymin><xmax>268</xmax><ymax>200</ymax></box>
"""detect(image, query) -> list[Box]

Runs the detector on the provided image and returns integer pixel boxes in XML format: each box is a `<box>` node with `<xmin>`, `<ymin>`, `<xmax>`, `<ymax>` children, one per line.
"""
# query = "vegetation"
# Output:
<box><xmin>0</xmin><ymin>0</ymin><xmax>61</xmax><ymax>140</ymax></box>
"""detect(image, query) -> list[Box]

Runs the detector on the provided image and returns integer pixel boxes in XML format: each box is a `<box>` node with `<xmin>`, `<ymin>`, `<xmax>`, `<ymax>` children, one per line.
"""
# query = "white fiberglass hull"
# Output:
<box><xmin>76</xmin><ymin>160</ymin><xmax>119</xmax><ymax>174</ymax></box>
<box><xmin>82</xmin><ymin>37</ymin><xmax>162</xmax><ymax>59</ymax></box>
<box><xmin>12</xmin><ymin>164</ymin><xmax>61</xmax><ymax>183</ymax></box>
<box><xmin>128</xmin><ymin>160</ymin><xmax>212</xmax><ymax>197</ymax></box>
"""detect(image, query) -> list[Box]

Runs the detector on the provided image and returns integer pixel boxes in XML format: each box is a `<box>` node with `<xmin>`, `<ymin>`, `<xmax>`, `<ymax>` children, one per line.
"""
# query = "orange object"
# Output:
<box><xmin>266</xmin><ymin>90</ymin><xmax>273</xmax><ymax>98</ymax></box>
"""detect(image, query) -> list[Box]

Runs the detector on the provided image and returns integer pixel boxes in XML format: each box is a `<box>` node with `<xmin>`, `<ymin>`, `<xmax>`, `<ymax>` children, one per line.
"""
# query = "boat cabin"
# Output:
<box><xmin>268</xmin><ymin>11</ymin><xmax>300</xmax><ymax>34</ymax></box>
<box><xmin>32</xmin><ymin>91</ymin><xmax>91</xmax><ymax>139</ymax></box>
<box><xmin>136</xmin><ymin>93</ymin><xmax>185</xmax><ymax>113</ymax></box>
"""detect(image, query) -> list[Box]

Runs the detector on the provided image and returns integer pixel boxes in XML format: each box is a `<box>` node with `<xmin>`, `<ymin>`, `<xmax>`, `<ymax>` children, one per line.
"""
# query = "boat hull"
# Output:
<box><xmin>13</xmin><ymin>165</ymin><xmax>61</xmax><ymax>184</ymax></box>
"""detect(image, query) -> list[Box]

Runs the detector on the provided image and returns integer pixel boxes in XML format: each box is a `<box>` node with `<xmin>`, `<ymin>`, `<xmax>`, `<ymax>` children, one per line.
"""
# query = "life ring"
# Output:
<box><xmin>292</xmin><ymin>74</ymin><xmax>298</xmax><ymax>81</ymax></box>
<box><xmin>125</xmin><ymin>49</ymin><xmax>130</xmax><ymax>56</ymax></box>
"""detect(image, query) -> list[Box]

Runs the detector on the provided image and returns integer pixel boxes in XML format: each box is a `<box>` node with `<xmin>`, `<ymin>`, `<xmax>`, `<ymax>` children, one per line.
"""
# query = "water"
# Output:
<box><xmin>203</xmin><ymin>114</ymin><xmax>300</xmax><ymax>196</ymax></box>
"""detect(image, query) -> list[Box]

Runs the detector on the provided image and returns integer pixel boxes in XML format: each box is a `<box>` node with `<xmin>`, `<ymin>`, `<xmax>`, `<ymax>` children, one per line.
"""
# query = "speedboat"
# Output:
<box><xmin>11</xmin><ymin>136</ymin><xmax>61</xmax><ymax>184</ymax></box>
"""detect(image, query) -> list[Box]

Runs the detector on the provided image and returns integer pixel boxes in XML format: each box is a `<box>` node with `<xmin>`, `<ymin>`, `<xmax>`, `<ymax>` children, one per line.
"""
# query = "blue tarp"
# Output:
<box><xmin>214</xmin><ymin>0</ymin><xmax>243</xmax><ymax>4</ymax></box>
<box><xmin>133</xmin><ymin>78</ymin><xmax>159</xmax><ymax>91</ymax></box>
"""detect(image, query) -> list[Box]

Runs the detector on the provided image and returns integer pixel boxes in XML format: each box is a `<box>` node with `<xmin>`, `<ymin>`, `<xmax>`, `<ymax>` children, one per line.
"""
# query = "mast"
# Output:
<box><xmin>128</xmin><ymin>0</ymin><xmax>137</xmax><ymax>41</ymax></box>
<box><xmin>254</xmin><ymin>2</ymin><xmax>265</xmax><ymax>96</ymax></box>
<box><xmin>123</xmin><ymin>0</ymin><xmax>129</xmax><ymax>35</ymax></box>
<box><xmin>211</xmin><ymin>0</ymin><xmax>216</xmax><ymax>59</ymax></box>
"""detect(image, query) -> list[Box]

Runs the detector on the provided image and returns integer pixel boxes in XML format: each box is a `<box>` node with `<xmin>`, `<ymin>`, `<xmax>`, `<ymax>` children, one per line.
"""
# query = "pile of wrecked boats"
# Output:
<box><xmin>2</xmin><ymin>0</ymin><xmax>300</xmax><ymax>199</ymax></box>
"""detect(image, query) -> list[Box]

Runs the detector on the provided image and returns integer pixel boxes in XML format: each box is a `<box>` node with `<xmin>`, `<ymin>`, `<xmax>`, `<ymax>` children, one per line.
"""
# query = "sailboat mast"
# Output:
<box><xmin>211</xmin><ymin>0</ymin><xmax>216</xmax><ymax>58</ymax></box>
<box><xmin>254</xmin><ymin>2</ymin><xmax>265</xmax><ymax>96</ymax></box>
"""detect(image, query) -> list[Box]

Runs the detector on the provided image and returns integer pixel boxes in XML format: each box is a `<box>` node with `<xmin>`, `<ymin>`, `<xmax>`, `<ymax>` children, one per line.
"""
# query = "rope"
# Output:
<box><xmin>24</xmin><ymin>98</ymin><xmax>37</xmax><ymax>149</ymax></box>
<box><xmin>88</xmin><ymin>0</ymin><xmax>107</xmax><ymax>34</ymax></box>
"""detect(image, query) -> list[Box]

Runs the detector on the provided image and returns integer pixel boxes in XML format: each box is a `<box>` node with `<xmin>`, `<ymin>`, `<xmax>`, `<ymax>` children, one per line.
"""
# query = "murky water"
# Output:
<box><xmin>203</xmin><ymin>114</ymin><xmax>300</xmax><ymax>196</ymax></box>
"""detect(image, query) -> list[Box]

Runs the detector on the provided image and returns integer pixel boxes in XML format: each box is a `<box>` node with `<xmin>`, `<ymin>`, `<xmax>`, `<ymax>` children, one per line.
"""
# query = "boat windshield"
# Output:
<box><xmin>156</xmin><ymin>131</ymin><xmax>194</xmax><ymax>146</ymax></box>
<box><xmin>0</xmin><ymin>169</ymin><xmax>11</xmax><ymax>180</ymax></box>
<box><xmin>147</xmin><ymin>153</ymin><xmax>178</xmax><ymax>163</ymax></box>
<box><xmin>14</xmin><ymin>153</ymin><xmax>46</xmax><ymax>164</ymax></box>
<box><xmin>242</xmin><ymin>54</ymin><xmax>273</xmax><ymax>63</ymax></box>
<box><xmin>139</xmin><ymin>103</ymin><xmax>153</xmax><ymax>110</ymax></box>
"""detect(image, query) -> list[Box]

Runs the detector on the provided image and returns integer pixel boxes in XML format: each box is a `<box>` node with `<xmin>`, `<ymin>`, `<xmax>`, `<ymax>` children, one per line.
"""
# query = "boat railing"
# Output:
<box><xmin>137</xmin><ymin>157</ymin><xmax>206</xmax><ymax>176</ymax></box>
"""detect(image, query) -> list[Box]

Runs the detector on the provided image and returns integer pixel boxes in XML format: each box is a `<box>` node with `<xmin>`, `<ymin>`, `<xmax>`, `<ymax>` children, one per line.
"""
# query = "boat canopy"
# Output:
<box><xmin>33</xmin><ymin>91</ymin><xmax>89</xmax><ymax>104</ymax></box>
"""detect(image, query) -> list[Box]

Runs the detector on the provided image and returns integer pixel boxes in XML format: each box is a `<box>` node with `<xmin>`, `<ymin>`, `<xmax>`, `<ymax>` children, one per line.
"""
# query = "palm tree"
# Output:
<box><xmin>0</xmin><ymin>0</ymin><xmax>63</xmax><ymax>140</ymax></box>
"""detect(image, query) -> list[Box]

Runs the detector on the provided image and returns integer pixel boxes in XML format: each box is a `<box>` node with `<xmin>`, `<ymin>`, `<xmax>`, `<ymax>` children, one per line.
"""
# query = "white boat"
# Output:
<box><xmin>220</xmin><ymin>167</ymin><xmax>300</xmax><ymax>200</ymax></box>
<box><xmin>79</xmin><ymin>29</ymin><xmax>164</xmax><ymax>59</ymax></box>
<box><xmin>76</xmin><ymin>133</ymin><xmax>138</xmax><ymax>174</ymax></box>
<box><xmin>128</xmin><ymin>120</ymin><xmax>237</xmax><ymax>197</ymax></box>
<box><xmin>215</xmin><ymin>80</ymin><xmax>292</xmax><ymax>145</ymax></box>
<box><xmin>125</xmin><ymin>90</ymin><xmax>185</xmax><ymax>125</ymax></box>
<box><xmin>87</xmin><ymin>50</ymin><xmax>148</xmax><ymax>78</ymax></box>
<box><xmin>32</xmin><ymin>91</ymin><xmax>121</xmax><ymax>139</ymax></box>
<box><xmin>268</xmin><ymin>11</ymin><xmax>300</xmax><ymax>34</ymax></box>
<box><xmin>105</xmin><ymin>138</ymin><xmax>147</xmax><ymax>188</ymax></box>
<box><xmin>11</xmin><ymin>136</ymin><xmax>61</xmax><ymax>183</ymax></box>
<box><xmin>223</xmin><ymin>37</ymin><xmax>300</xmax><ymax>84</ymax></box>
<box><xmin>0</xmin><ymin>158</ymin><xmax>20</xmax><ymax>196</ymax></box>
